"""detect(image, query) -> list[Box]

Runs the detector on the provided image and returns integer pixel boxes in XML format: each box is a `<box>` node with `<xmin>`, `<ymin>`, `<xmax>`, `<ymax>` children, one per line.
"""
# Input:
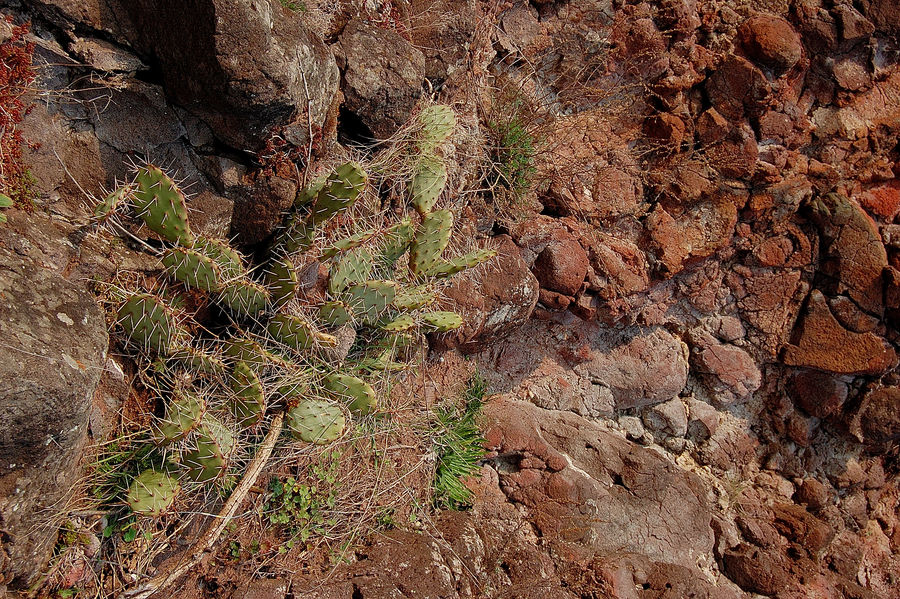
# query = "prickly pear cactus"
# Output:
<box><xmin>287</xmin><ymin>399</ymin><xmax>345</xmax><ymax>444</ymax></box>
<box><xmin>127</xmin><ymin>470</ymin><xmax>180</xmax><ymax>517</ymax></box>
<box><xmin>93</xmin><ymin>104</ymin><xmax>495</xmax><ymax>524</ymax></box>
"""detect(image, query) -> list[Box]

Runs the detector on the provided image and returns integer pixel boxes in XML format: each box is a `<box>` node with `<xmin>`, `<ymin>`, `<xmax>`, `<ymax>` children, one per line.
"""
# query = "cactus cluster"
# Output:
<box><xmin>95</xmin><ymin>104</ymin><xmax>495</xmax><ymax>521</ymax></box>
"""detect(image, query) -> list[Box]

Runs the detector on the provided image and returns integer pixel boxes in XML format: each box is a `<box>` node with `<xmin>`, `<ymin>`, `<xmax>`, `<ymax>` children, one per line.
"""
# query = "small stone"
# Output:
<box><xmin>738</xmin><ymin>14</ymin><xmax>803</xmax><ymax>74</ymax></box>
<box><xmin>686</xmin><ymin>397</ymin><xmax>719</xmax><ymax>441</ymax></box>
<box><xmin>786</xmin><ymin>369</ymin><xmax>848</xmax><ymax>418</ymax></box>
<box><xmin>619</xmin><ymin>416</ymin><xmax>645</xmax><ymax>442</ymax></box>
<box><xmin>642</xmin><ymin>397</ymin><xmax>688</xmax><ymax>437</ymax></box>
<box><xmin>795</xmin><ymin>478</ymin><xmax>830</xmax><ymax>512</ymax></box>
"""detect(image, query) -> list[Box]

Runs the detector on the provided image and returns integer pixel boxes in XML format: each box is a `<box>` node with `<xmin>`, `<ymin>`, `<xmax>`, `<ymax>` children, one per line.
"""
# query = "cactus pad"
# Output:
<box><xmin>268</xmin><ymin>314</ymin><xmax>337</xmax><ymax>350</ymax></box>
<box><xmin>422</xmin><ymin>311</ymin><xmax>464</xmax><ymax>332</ymax></box>
<box><xmin>168</xmin><ymin>345</ymin><xmax>227</xmax><ymax>376</ymax></box>
<box><xmin>133</xmin><ymin>165</ymin><xmax>193</xmax><ymax>245</ymax></box>
<box><xmin>162</xmin><ymin>247</ymin><xmax>222</xmax><ymax>292</ymax></box>
<box><xmin>272</xmin><ymin>215</ymin><xmax>316</xmax><ymax>256</ymax></box>
<box><xmin>375</xmin><ymin>219</ymin><xmax>414</xmax><ymax>272</ymax></box>
<box><xmin>427</xmin><ymin>248</ymin><xmax>497</xmax><ymax>278</ymax></box>
<box><xmin>417</xmin><ymin>105</ymin><xmax>456</xmax><ymax>151</ymax></box>
<box><xmin>154</xmin><ymin>391</ymin><xmax>205</xmax><ymax>444</ymax></box>
<box><xmin>218</xmin><ymin>279</ymin><xmax>269</xmax><ymax>318</ymax></box>
<box><xmin>345</xmin><ymin>280</ymin><xmax>396</xmax><ymax>325</ymax></box>
<box><xmin>319</xmin><ymin>300</ymin><xmax>353</xmax><ymax>327</ymax></box>
<box><xmin>324</xmin><ymin>373</ymin><xmax>377</xmax><ymax>414</ymax></box>
<box><xmin>321</xmin><ymin>229</ymin><xmax>377</xmax><ymax>260</ymax></box>
<box><xmin>410</xmin><ymin>156</ymin><xmax>447</xmax><ymax>214</ymax></box>
<box><xmin>264</xmin><ymin>258</ymin><xmax>299</xmax><ymax>311</ymax></box>
<box><xmin>193</xmin><ymin>236</ymin><xmax>245</xmax><ymax>281</ymax></box>
<box><xmin>310</xmin><ymin>162</ymin><xmax>367</xmax><ymax>225</ymax></box>
<box><xmin>382</xmin><ymin>313</ymin><xmax>417</xmax><ymax>332</ymax></box>
<box><xmin>286</xmin><ymin>399</ymin><xmax>345</xmax><ymax>444</ymax></box>
<box><xmin>392</xmin><ymin>284</ymin><xmax>437</xmax><ymax>311</ymax></box>
<box><xmin>294</xmin><ymin>173</ymin><xmax>328</xmax><ymax>208</ymax></box>
<box><xmin>183</xmin><ymin>415</ymin><xmax>235</xmax><ymax>483</ymax></box>
<box><xmin>127</xmin><ymin>470</ymin><xmax>180</xmax><ymax>517</ymax></box>
<box><xmin>328</xmin><ymin>247</ymin><xmax>374</xmax><ymax>295</ymax></box>
<box><xmin>117</xmin><ymin>293</ymin><xmax>185</xmax><ymax>355</ymax></box>
<box><xmin>93</xmin><ymin>184</ymin><xmax>132</xmax><ymax>220</ymax></box>
<box><xmin>410</xmin><ymin>209</ymin><xmax>452</xmax><ymax>275</ymax></box>
<box><xmin>230</xmin><ymin>361</ymin><xmax>266</xmax><ymax>428</ymax></box>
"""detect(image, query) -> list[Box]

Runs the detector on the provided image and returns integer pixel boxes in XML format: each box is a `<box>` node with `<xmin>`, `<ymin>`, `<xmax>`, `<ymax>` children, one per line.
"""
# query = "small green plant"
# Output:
<box><xmin>277</xmin><ymin>0</ymin><xmax>306</xmax><ymax>11</ymax></box>
<box><xmin>0</xmin><ymin>193</ymin><xmax>12</xmax><ymax>223</ymax></box>
<box><xmin>264</xmin><ymin>453</ymin><xmax>339</xmax><ymax>544</ymax></box>
<box><xmin>431</xmin><ymin>373</ymin><xmax>487</xmax><ymax>509</ymax></box>
<box><xmin>485</xmin><ymin>89</ymin><xmax>540</xmax><ymax>202</ymax></box>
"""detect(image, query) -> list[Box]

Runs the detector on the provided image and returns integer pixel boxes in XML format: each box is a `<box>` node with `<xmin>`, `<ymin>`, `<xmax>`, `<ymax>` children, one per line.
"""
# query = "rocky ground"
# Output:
<box><xmin>1</xmin><ymin>0</ymin><xmax>900</xmax><ymax>597</ymax></box>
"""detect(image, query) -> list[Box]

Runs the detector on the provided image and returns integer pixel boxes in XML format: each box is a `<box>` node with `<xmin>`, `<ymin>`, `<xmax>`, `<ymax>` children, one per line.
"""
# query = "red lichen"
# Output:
<box><xmin>0</xmin><ymin>17</ymin><xmax>36</xmax><ymax>203</ymax></box>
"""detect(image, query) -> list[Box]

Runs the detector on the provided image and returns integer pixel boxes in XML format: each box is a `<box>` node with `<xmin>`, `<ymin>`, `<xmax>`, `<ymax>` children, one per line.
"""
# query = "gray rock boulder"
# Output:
<box><xmin>0</xmin><ymin>242</ymin><xmax>107</xmax><ymax>586</ymax></box>
<box><xmin>123</xmin><ymin>0</ymin><xmax>339</xmax><ymax>149</ymax></box>
<box><xmin>338</xmin><ymin>20</ymin><xmax>426</xmax><ymax>140</ymax></box>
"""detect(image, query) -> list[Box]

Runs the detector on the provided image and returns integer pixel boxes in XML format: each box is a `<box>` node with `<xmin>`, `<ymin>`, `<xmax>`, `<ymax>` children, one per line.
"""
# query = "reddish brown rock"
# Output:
<box><xmin>738</xmin><ymin>14</ymin><xmax>804</xmax><ymax>74</ymax></box>
<box><xmin>584</xmin><ymin>234</ymin><xmax>651</xmax><ymax>300</ymax></box>
<box><xmin>645</xmin><ymin>196</ymin><xmax>738</xmax><ymax>275</ymax></box>
<box><xmin>438</xmin><ymin>236</ymin><xmax>539</xmax><ymax>354</ymax></box>
<box><xmin>706</xmin><ymin>55</ymin><xmax>771</xmax><ymax>120</ymax></box>
<box><xmin>696</xmin><ymin>111</ymin><xmax>759</xmax><ymax>179</ymax></box>
<box><xmin>787</xmin><ymin>369</ymin><xmax>848</xmax><ymax>418</ymax></box>
<box><xmin>809</xmin><ymin>193</ymin><xmax>887</xmax><ymax>316</ymax></box>
<box><xmin>644</xmin><ymin>112</ymin><xmax>686</xmax><ymax>148</ymax></box>
<box><xmin>728</xmin><ymin>266</ymin><xmax>804</xmax><ymax>358</ymax></box>
<box><xmin>339</xmin><ymin>20</ymin><xmax>425</xmax><ymax>139</ymax></box>
<box><xmin>484</xmin><ymin>398</ymin><xmax>715</xmax><ymax>571</ymax></box>
<box><xmin>782</xmin><ymin>290</ymin><xmax>896</xmax><ymax>375</ymax></box>
<box><xmin>532</xmin><ymin>235</ymin><xmax>589</xmax><ymax>296</ymax></box>
<box><xmin>772</xmin><ymin>503</ymin><xmax>835</xmax><ymax>556</ymax></box>
<box><xmin>858</xmin><ymin>181</ymin><xmax>900</xmax><ymax>220</ymax></box>
<box><xmin>795</xmin><ymin>478</ymin><xmax>831</xmax><ymax>512</ymax></box>
<box><xmin>723</xmin><ymin>544</ymin><xmax>793</xmax><ymax>596</ymax></box>
<box><xmin>690</xmin><ymin>331</ymin><xmax>761</xmax><ymax>405</ymax></box>
<box><xmin>849</xmin><ymin>386</ymin><xmax>900</xmax><ymax>447</ymax></box>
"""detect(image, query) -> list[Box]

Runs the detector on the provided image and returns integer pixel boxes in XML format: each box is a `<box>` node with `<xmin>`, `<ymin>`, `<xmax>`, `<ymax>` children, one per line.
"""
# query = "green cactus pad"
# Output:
<box><xmin>230</xmin><ymin>361</ymin><xmax>266</xmax><ymax>428</ymax></box>
<box><xmin>127</xmin><ymin>470</ymin><xmax>180</xmax><ymax>517</ymax></box>
<box><xmin>268</xmin><ymin>314</ymin><xmax>338</xmax><ymax>350</ymax></box>
<box><xmin>153</xmin><ymin>391</ymin><xmax>205</xmax><ymax>445</ymax></box>
<box><xmin>324</xmin><ymin>373</ymin><xmax>377</xmax><ymax>414</ymax></box>
<box><xmin>117</xmin><ymin>293</ymin><xmax>185</xmax><ymax>355</ymax></box>
<box><xmin>286</xmin><ymin>399</ymin><xmax>345</xmax><ymax>444</ymax></box>
<box><xmin>93</xmin><ymin>184</ymin><xmax>132</xmax><ymax>220</ymax></box>
<box><xmin>375</xmin><ymin>219</ymin><xmax>414</xmax><ymax>272</ymax></box>
<box><xmin>264</xmin><ymin>258</ymin><xmax>299</xmax><ymax>311</ymax></box>
<box><xmin>328</xmin><ymin>247</ymin><xmax>374</xmax><ymax>295</ymax></box>
<box><xmin>427</xmin><ymin>248</ymin><xmax>497</xmax><ymax>278</ymax></box>
<box><xmin>410</xmin><ymin>156</ymin><xmax>447</xmax><ymax>214</ymax></box>
<box><xmin>417</xmin><ymin>105</ymin><xmax>456</xmax><ymax>152</ymax></box>
<box><xmin>133</xmin><ymin>165</ymin><xmax>193</xmax><ymax>245</ymax></box>
<box><xmin>320</xmin><ymin>229</ymin><xmax>377</xmax><ymax>260</ymax></box>
<box><xmin>218</xmin><ymin>279</ymin><xmax>269</xmax><ymax>318</ymax></box>
<box><xmin>294</xmin><ymin>173</ymin><xmax>328</xmax><ymax>208</ymax></box>
<box><xmin>410</xmin><ymin>209</ymin><xmax>452</xmax><ymax>275</ymax></box>
<box><xmin>310</xmin><ymin>162</ymin><xmax>367</xmax><ymax>225</ymax></box>
<box><xmin>422</xmin><ymin>311</ymin><xmax>464</xmax><ymax>332</ymax></box>
<box><xmin>382</xmin><ymin>313</ymin><xmax>417</xmax><ymax>332</ymax></box>
<box><xmin>161</xmin><ymin>247</ymin><xmax>222</xmax><ymax>292</ymax></box>
<box><xmin>183</xmin><ymin>415</ymin><xmax>235</xmax><ymax>483</ymax></box>
<box><xmin>392</xmin><ymin>285</ymin><xmax>437</xmax><ymax>311</ymax></box>
<box><xmin>319</xmin><ymin>300</ymin><xmax>353</xmax><ymax>327</ymax></box>
<box><xmin>192</xmin><ymin>236</ymin><xmax>245</xmax><ymax>280</ymax></box>
<box><xmin>168</xmin><ymin>345</ymin><xmax>227</xmax><ymax>376</ymax></box>
<box><xmin>272</xmin><ymin>215</ymin><xmax>316</xmax><ymax>256</ymax></box>
<box><xmin>345</xmin><ymin>280</ymin><xmax>397</xmax><ymax>325</ymax></box>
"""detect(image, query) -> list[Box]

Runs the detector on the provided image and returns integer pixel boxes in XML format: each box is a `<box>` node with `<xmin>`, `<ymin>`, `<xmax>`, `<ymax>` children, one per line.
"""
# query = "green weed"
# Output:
<box><xmin>431</xmin><ymin>374</ymin><xmax>487</xmax><ymax>509</ymax></box>
<box><xmin>264</xmin><ymin>451</ymin><xmax>340</xmax><ymax>545</ymax></box>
